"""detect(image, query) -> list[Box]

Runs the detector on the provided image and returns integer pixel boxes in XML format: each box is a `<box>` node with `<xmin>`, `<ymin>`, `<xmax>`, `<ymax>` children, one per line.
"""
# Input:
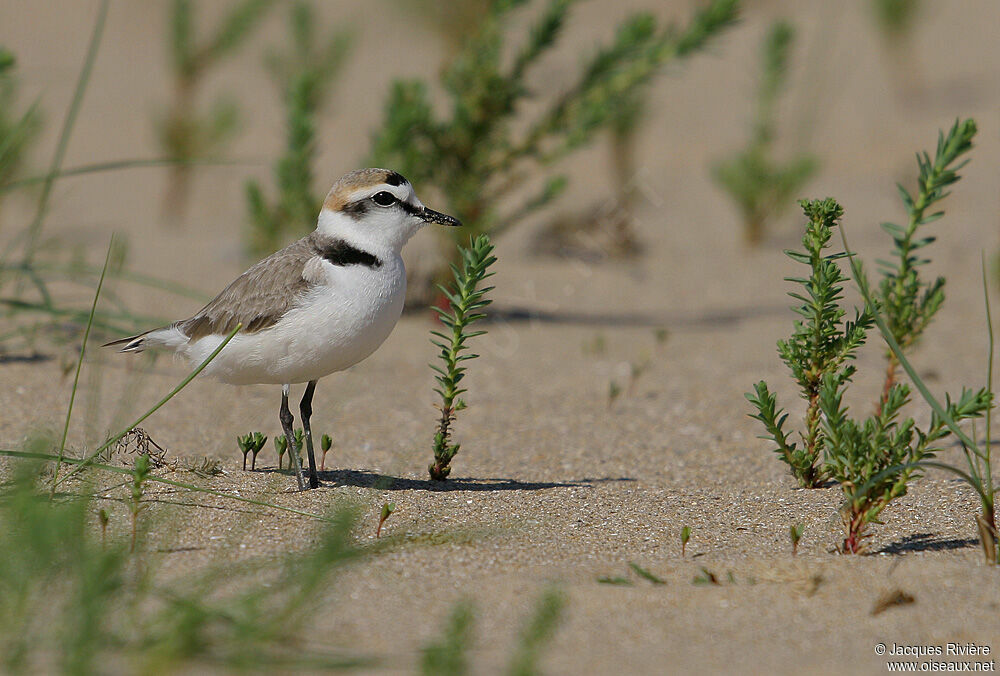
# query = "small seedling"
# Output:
<box><xmin>129</xmin><ymin>454</ymin><xmax>151</xmax><ymax>553</ymax></box>
<box><xmin>653</xmin><ymin>327</ymin><xmax>669</xmax><ymax>346</ymax></box>
<box><xmin>320</xmin><ymin>433</ymin><xmax>332</xmax><ymax>471</ymax></box>
<box><xmin>376</xmin><ymin>502</ymin><xmax>396</xmax><ymax>539</ymax></box>
<box><xmin>680</xmin><ymin>526</ymin><xmax>691</xmax><ymax>557</ymax></box>
<box><xmin>273</xmin><ymin>428</ymin><xmax>304</xmax><ymax>470</ymax></box>
<box><xmin>428</xmin><ymin>235</ymin><xmax>497</xmax><ymax>481</ymax></box>
<box><xmin>249</xmin><ymin>432</ymin><xmax>266</xmax><ymax>469</ymax></box>
<box><xmin>274</xmin><ymin>435</ymin><xmax>287</xmax><ymax>469</ymax></box>
<box><xmin>628</xmin><ymin>561</ymin><xmax>665</xmax><ymax>585</ymax></box>
<box><xmin>789</xmin><ymin>523</ymin><xmax>804</xmax><ymax>556</ymax></box>
<box><xmin>236</xmin><ymin>431</ymin><xmax>267</xmax><ymax>470</ymax></box>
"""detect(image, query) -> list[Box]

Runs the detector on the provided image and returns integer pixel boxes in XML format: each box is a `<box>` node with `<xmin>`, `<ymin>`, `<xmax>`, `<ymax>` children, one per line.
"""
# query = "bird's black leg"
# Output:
<box><xmin>300</xmin><ymin>380</ymin><xmax>320</xmax><ymax>489</ymax></box>
<box><xmin>281</xmin><ymin>384</ymin><xmax>306</xmax><ymax>491</ymax></box>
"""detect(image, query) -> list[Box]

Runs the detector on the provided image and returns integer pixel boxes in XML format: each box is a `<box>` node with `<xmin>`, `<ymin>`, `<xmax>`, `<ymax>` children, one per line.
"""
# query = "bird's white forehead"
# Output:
<box><xmin>323</xmin><ymin>168</ymin><xmax>414</xmax><ymax>211</ymax></box>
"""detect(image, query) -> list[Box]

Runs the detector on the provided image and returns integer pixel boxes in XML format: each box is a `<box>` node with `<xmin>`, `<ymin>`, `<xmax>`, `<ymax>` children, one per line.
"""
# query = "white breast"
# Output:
<box><xmin>186</xmin><ymin>254</ymin><xmax>407</xmax><ymax>385</ymax></box>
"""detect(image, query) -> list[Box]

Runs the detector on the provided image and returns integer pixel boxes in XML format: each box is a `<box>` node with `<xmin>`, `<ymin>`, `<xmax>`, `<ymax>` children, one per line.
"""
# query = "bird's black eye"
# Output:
<box><xmin>371</xmin><ymin>191</ymin><xmax>397</xmax><ymax>207</ymax></box>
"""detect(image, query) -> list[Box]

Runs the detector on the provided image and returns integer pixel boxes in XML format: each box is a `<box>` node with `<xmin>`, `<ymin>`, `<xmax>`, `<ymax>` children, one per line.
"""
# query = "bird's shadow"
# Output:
<box><xmin>260</xmin><ymin>467</ymin><xmax>634</xmax><ymax>492</ymax></box>
<box><xmin>877</xmin><ymin>532</ymin><xmax>980</xmax><ymax>555</ymax></box>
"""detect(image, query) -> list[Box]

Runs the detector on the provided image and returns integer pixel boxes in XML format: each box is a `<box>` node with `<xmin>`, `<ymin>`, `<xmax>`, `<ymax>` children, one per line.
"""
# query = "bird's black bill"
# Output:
<box><xmin>422</xmin><ymin>207</ymin><xmax>462</xmax><ymax>227</ymax></box>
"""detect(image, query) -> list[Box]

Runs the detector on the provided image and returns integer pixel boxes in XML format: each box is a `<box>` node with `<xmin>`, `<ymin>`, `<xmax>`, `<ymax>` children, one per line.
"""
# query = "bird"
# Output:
<box><xmin>103</xmin><ymin>168</ymin><xmax>461</xmax><ymax>490</ymax></box>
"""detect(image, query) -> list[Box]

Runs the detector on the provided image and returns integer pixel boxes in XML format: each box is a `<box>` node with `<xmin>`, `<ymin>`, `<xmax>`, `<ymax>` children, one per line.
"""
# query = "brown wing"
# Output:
<box><xmin>177</xmin><ymin>237</ymin><xmax>319</xmax><ymax>340</ymax></box>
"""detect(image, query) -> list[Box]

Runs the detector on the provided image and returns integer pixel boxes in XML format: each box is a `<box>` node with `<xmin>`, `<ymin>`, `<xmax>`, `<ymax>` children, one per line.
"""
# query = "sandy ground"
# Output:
<box><xmin>2</xmin><ymin>0</ymin><xmax>1000</xmax><ymax>673</ymax></box>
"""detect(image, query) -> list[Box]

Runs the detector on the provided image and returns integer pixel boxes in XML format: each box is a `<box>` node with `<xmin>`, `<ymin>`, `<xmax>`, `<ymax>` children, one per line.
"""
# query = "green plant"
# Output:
<box><xmin>157</xmin><ymin>0</ymin><xmax>275</xmax><ymax>220</ymax></box>
<box><xmin>274</xmin><ymin>433</ymin><xmax>287</xmax><ymax>468</ymax></box>
<box><xmin>680</xmin><ymin>525</ymin><xmax>691</xmax><ymax>557</ymax></box>
<box><xmin>844</xmin><ymin>235</ymin><xmax>998</xmax><ymax>563</ymax></box>
<box><xmin>712</xmin><ymin>20</ymin><xmax>817</xmax><ymax>244</ymax></box>
<box><xmin>874</xmin><ymin>118</ymin><xmax>976</xmax><ymax>407</ymax></box>
<box><xmin>748</xmin><ymin>198</ymin><xmax>988</xmax><ymax>551</ymax></box>
<box><xmin>0</xmin><ymin>46</ymin><xmax>43</xmax><ymax>208</ymax></box>
<box><xmin>821</xmin><ymin>367</ymin><xmax>989</xmax><ymax>553</ymax></box>
<box><xmin>376</xmin><ymin>502</ymin><xmax>396</xmax><ymax>539</ymax></box>
<box><xmin>428</xmin><ymin>235</ymin><xmax>497</xmax><ymax>481</ymax></box>
<box><xmin>370</xmin><ymin>0</ymin><xmax>739</xmax><ymax>301</ymax></box>
<box><xmin>789</xmin><ymin>523</ymin><xmax>803</xmax><ymax>555</ymax></box>
<box><xmin>749</xmin><ymin>122</ymin><xmax>985</xmax><ymax>550</ymax></box>
<box><xmin>320</xmin><ymin>433</ymin><xmax>332</xmax><ymax>471</ymax></box>
<box><xmin>272</xmin><ymin>428</ymin><xmax>305</xmax><ymax>470</ymax></box>
<box><xmin>0</xmin><ymin>464</ymin><xmax>373</xmax><ymax>672</ymax></box>
<box><xmin>747</xmin><ymin>199</ymin><xmax>872</xmax><ymax>488</ymax></box>
<box><xmin>237</xmin><ymin>431</ymin><xmax>267</xmax><ymax>470</ymax></box>
<box><xmin>245</xmin><ymin>1</ymin><xmax>352</xmax><ymax>256</ymax></box>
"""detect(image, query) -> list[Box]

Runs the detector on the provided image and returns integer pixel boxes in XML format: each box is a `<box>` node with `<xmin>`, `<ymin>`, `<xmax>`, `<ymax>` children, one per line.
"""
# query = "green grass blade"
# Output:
<box><xmin>50</xmin><ymin>237</ymin><xmax>114</xmax><ymax>496</ymax></box>
<box><xmin>982</xmin><ymin>254</ymin><xmax>994</xmax><ymax>502</ymax></box>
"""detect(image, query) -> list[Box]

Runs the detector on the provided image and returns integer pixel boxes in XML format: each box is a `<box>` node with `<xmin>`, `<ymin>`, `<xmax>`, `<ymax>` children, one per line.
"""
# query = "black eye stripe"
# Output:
<box><xmin>399</xmin><ymin>200</ymin><xmax>422</xmax><ymax>217</ymax></box>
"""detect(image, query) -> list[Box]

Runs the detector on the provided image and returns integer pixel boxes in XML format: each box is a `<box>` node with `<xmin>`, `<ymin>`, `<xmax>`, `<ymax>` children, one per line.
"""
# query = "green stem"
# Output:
<box><xmin>50</xmin><ymin>237</ymin><xmax>114</xmax><ymax>496</ymax></box>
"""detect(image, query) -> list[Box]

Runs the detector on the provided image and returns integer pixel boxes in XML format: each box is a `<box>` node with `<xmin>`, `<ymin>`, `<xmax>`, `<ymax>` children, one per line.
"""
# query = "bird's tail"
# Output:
<box><xmin>103</xmin><ymin>325</ymin><xmax>191</xmax><ymax>353</ymax></box>
<box><xmin>102</xmin><ymin>331</ymin><xmax>154</xmax><ymax>353</ymax></box>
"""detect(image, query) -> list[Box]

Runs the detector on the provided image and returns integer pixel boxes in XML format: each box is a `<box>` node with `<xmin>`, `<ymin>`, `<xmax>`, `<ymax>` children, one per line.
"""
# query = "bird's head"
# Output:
<box><xmin>317</xmin><ymin>168</ymin><xmax>461</xmax><ymax>253</ymax></box>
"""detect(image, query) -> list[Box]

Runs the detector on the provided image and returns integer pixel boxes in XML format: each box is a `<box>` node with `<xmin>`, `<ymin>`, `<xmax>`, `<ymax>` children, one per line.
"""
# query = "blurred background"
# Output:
<box><xmin>0</xmin><ymin>0</ymin><xmax>998</xmax><ymax>359</ymax></box>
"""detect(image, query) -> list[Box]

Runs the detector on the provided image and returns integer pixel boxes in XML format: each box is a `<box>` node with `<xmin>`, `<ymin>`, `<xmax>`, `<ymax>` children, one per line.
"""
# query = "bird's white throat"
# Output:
<box><xmin>315</xmin><ymin>203</ymin><xmax>426</xmax><ymax>256</ymax></box>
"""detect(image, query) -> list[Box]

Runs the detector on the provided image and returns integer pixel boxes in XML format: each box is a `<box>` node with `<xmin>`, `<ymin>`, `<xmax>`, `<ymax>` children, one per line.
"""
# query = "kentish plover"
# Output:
<box><xmin>104</xmin><ymin>168</ymin><xmax>461</xmax><ymax>490</ymax></box>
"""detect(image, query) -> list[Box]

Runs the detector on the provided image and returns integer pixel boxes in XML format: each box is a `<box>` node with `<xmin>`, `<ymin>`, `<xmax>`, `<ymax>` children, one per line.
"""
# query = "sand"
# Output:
<box><xmin>1</xmin><ymin>0</ymin><xmax>999</xmax><ymax>673</ymax></box>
